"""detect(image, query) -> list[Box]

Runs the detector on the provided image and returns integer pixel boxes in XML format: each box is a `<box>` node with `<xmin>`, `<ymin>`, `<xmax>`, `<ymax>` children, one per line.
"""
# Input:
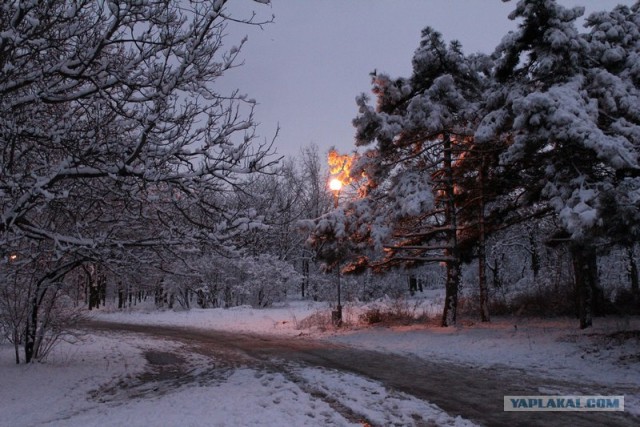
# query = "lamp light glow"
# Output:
<box><xmin>329</xmin><ymin>178</ymin><xmax>343</xmax><ymax>192</ymax></box>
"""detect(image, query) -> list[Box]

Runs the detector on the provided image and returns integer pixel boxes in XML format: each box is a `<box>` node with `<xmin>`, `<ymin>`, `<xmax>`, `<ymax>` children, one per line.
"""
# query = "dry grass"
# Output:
<box><xmin>359</xmin><ymin>297</ymin><xmax>431</xmax><ymax>326</ymax></box>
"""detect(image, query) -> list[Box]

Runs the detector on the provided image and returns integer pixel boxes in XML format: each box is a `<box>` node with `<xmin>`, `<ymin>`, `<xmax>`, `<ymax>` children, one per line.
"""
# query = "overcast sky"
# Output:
<box><xmin>222</xmin><ymin>0</ymin><xmax>635</xmax><ymax>160</ymax></box>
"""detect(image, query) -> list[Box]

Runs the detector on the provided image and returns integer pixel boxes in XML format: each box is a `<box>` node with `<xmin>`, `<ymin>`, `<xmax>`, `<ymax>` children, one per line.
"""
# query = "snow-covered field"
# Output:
<box><xmin>1</xmin><ymin>294</ymin><xmax>638</xmax><ymax>426</ymax></box>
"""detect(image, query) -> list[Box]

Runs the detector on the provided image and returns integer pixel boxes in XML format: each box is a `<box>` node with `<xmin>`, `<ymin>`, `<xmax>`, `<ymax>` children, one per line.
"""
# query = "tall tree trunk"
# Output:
<box><xmin>571</xmin><ymin>243</ymin><xmax>597</xmax><ymax>329</ymax></box>
<box><xmin>441</xmin><ymin>134</ymin><xmax>460</xmax><ymax>327</ymax></box>
<box><xmin>155</xmin><ymin>284</ymin><xmax>163</xmax><ymax>308</ymax></box>
<box><xmin>98</xmin><ymin>271</ymin><xmax>106</xmax><ymax>308</ymax></box>
<box><xmin>13</xmin><ymin>329</ymin><xmax>21</xmax><ymax>364</ymax></box>
<box><xmin>118</xmin><ymin>282</ymin><xmax>124</xmax><ymax>309</ymax></box>
<box><xmin>491</xmin><ymin>257</ymin><xmax>501</xmax><ymax>290</ymax></box>
<box><xmin>85</xmin><ymin>264</ymin><xmax>100</xmax><ymax>310</ymax></box>
<box><xmin>301</xmin><ymin>257</ymin><xmax>309</xmax><ymax>298</ymax></box>
<box><xmin>24</xmin><ymin>283</ymin><xmax>44</xmax><ymax>363</ymax></box>
<box><xmin>628</xmin><ymin>245</ymin><xmax>639</xmax><ymax>297</ymax></box>
<box><xmin>478</xmin><ymin>154</ymin><xmax>490</xmax><ymax>322</ymax></box>
<box><xmin>409</xmin><ymin>275</ymin><xmax>418</xmax><ymax>295</ymax></box>
<box><xmin>528</xmin><ymin>226</ymin><xmax>540</xmax><ymax>281</ymax></box>
<box><xmin>442</xmin><ymin>257</ymin><xmax>461</xmax><ymax>327</ymax></box>
<box><xmin>183</xmin><ymin>288</ymin><xmax>190</xmax><ymax>309</ymax></box>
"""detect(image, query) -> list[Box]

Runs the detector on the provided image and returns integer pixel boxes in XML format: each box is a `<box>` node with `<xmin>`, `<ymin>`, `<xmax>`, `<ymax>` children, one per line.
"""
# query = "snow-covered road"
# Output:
<box><xmin>81</xmin><ymin>320</ymin><xmax>637</xmax><ymax>427</ymax></box>
<box><xmin>2</xmin><ymin>301</ymin><xmax>638</xmax><ymax>427</ymax></box>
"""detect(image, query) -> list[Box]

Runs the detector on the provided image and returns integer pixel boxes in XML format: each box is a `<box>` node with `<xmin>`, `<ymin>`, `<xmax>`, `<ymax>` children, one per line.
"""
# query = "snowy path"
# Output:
<box><xmin>85</xmin><ymin>321</ymin><xmax>638</xmax><ymax>427</ymax></box>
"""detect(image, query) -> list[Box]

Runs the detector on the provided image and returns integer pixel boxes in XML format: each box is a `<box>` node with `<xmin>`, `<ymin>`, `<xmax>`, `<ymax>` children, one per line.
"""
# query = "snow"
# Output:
<box><xmin>1</xmin><ymin>297</ymin><xmax>638</xmax><ymax>426</ymax></box>
<box><xmin>0</xmin><ymin>333</ymin><xmax>150</xmax><ymax>427</ymax></box>
<box><xmin>296</xmin><ymin>367</ymin><xmax>474</xmax><ymax>426</ymax></box>
<box><xmin>390</xmin><ymin>170</ymin><xmax>435</xmax><ymax>218</ymax></box>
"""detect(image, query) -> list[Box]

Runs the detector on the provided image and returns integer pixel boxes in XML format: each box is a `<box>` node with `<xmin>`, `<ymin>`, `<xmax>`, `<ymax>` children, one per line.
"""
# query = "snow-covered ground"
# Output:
<box><xmin>1</xmin><ymin>294</ymin><xmax>638</xmax><ymax>426</ymax></box>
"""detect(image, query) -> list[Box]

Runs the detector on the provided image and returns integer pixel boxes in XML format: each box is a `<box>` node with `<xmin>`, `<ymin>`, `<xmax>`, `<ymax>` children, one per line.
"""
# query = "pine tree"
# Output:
<box><xmin>311</xmin><ymin>29</ymin><xmax>493</xmax><ymax>326</ymax></box>
<box><xmin>478</xmin><ymin>0</ymin><xmax>640</xmax><ymax>328</ymax></box>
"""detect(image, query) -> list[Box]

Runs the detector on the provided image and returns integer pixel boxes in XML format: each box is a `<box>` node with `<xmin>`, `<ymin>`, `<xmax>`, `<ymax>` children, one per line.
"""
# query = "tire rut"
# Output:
<box><xmin>83</xmin><ymin>320</ymin><xmax>638</xmax><ymax>427</ymax></box>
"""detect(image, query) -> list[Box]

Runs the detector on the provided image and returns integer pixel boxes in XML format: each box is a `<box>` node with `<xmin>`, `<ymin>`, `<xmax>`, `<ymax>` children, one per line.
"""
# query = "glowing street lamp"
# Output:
<box><xmin>329</xmin><ymin>176</ymin><xmax>343</xmax><ymax>326</ymax></box>
<box><xmin>329</xmin><ymin>177</ymin><xmax>343</xmax><ymax>208</ymax></box>
<box><xmin>329</xmin><ymin>177</ymin><xmax>343</xmax><ymax>192</ymax></box>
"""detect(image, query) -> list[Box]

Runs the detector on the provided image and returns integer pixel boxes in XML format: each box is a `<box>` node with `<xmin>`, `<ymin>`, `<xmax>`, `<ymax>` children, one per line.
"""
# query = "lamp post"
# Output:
<box><xmin>329</xmin><ymin>177</ymin><xmax>343</xmax><ymax>326</ymax></box>
<box><xmin>329</xmin><ymin>178</ymin><xmax>342</xmax><ymax>208</ymax></box>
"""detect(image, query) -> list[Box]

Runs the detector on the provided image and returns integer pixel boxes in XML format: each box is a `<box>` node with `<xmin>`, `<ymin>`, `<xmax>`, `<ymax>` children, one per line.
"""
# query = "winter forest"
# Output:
<box><xmin>1</xmin><ymin>0</ymin><xmax>640</xmax><ymax>368</ymax></box>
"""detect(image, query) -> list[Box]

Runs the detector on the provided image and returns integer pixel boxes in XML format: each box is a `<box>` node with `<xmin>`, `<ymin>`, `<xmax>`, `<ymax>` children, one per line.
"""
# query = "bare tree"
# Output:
<box><xmin>0</xmin><ymin>0</ymin><xmax>277</xmax><ymax>362</ymax></box>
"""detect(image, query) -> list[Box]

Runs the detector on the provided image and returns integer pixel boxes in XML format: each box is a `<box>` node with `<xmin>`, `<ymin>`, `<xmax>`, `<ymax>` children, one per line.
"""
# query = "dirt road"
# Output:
<box><xmin>85</xmin><ymin>321</ymin><xmax>637</xmax><ymax>427</ymax></box>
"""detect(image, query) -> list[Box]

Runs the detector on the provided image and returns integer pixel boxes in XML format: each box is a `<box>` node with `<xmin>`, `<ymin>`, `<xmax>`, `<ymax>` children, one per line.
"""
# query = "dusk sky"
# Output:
<box><xmin>223</xmin><ymin>0</ymin><xmax>635</xmax><ymax>159</ymax></box>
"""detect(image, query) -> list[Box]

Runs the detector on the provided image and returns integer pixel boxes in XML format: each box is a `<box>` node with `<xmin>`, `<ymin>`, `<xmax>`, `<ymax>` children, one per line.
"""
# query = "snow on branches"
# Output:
<box><xmin>484</xmin><ymin>0</ymin><xmax>640</xmax><ymax>239</ymax></box>
<box><xmin>0</xmin><ymin>0</ymin><xmax>278</xmax><ymax>260</ymax></box>
<box><xmin>308</xmin><ymin>0</ymin><xmax>640</xmax><ymax>327</ymax></box>
<box><xmin>0</xmin><ymin>0</ymin><xmax>277</xmax><ymax>362</ymax></box>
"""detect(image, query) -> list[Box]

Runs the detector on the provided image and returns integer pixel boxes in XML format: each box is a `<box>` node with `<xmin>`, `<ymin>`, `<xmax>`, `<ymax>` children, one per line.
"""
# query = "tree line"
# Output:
<box><xmin>307</xmin><ymin>0</ymin><xmax>640</xmax><ymax>328</ymax></box>
<box><xmin>1</xmin><ymin>0</ymin><xmax>639</xmax><ymax>364</ymax></box>
<box><xmin>0</xmin><ymin>0</ymin><xmax>291</xmax><ymax>363</ymax></box>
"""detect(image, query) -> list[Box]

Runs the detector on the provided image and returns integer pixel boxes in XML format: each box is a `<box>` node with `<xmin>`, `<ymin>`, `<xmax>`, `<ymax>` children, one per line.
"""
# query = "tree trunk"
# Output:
<box><xmin>118</xmin><ymin>282</ymin><xmax>124</xmax><ymax>309</ymax></box>
<box><xmin>442</xmin><ymin>257</ymin><xmax>461</xmax><ymax>327</ymax></box>
<box><xmin>491</xmin><ymin>257</ymin><xmax>501</xmax><ymax>290</ymax></box>
<box><xmin>24</xmin><ymin>284</ymin><xmax>43</xmax><ymax>363</ymax></box>
<box><xmin>98</xmin><ymin>272</ymin><xmax>106</xmax><ymax>308</ymax></box>
<box><xmin>441</xmin><ymin>134</ymin><xmax>460</xmax><ymax>327</ymax></box>
<box><xmin>477</xmin><ymin>155</ymin><xmax>490</xmax><ymax>322</ymax></box>
<box><xmin>628</xmin><ymin>245</ymin><xmax>639</xmax><ymax>297</ymax></box>
<box><xmin>183</xmin><ymin>288</ymin><xmax>190</xmax><ymax>309</ymax></box>
<box><xmin>478</xmin><ymin>245</ymin><xmax>489</xmax><ymax>321</ymax></box>
<box><xmin>571</xmin><ymin>243</ymin><xmax>597</xmax><ymax>329</ymax></box>
<box><xmin>33</xmin><ymin>288</ymin><xmax>57</xmax><ymax>359</ymax></box>
<box><xmin>529</xmin><ymin>226</ymin><xmax>540</xmax><ymax>280</ymax></box>
<box><xmin>88</xmin><ymin>283</ymin><xmax>98</xmax><ymax>310</ymax></box>
<box><xmin>409</xmin><ymin>275</ymin><xmax>417</xmax><ymax>295</ymax></box>
<box><xmin>13</xmin><ymin>329</ymin><xmax>20</xmax><ymax>364</ymax></box>
<box><xmin>301</xmin><ymin>258</ymin><xmax>309</xmax><ymax>298</ymax></box>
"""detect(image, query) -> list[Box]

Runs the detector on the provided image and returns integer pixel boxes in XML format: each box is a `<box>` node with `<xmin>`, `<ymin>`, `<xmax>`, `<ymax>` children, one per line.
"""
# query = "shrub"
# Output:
<box><xmin>359</xmin><ymin>296</ymin><xmax>430</xmax><ymax>326</ymax></box>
